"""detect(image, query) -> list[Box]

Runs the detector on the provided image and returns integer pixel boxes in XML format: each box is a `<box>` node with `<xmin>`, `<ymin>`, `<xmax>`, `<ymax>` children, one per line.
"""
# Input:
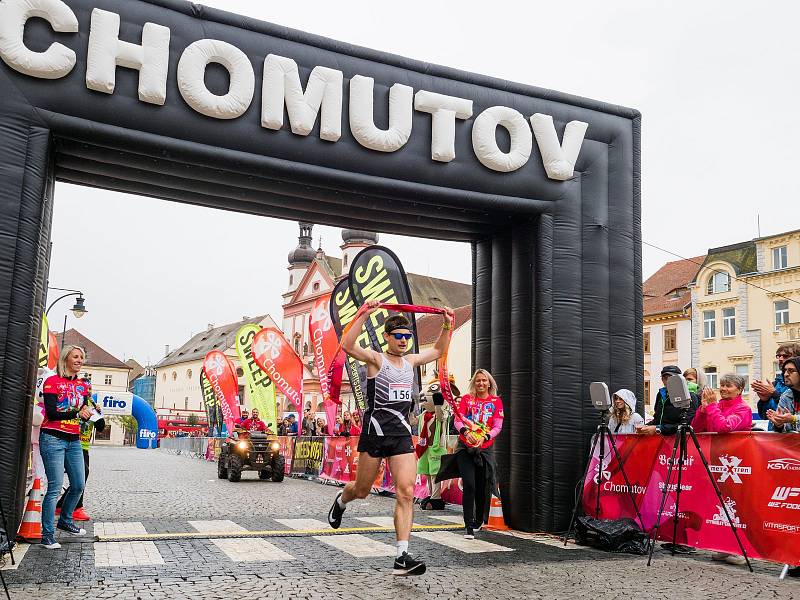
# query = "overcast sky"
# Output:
<box><xmin>46</xmin><ymin>0</ymin><xmax>798</xmax><ymax>364</ymax></box>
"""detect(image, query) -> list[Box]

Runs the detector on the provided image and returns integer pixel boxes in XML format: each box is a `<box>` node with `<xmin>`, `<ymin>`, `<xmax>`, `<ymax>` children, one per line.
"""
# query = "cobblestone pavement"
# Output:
<box><xmin>2</xmin><ymin>447</ymin><xmax>797</xmax><ymax>599</ymax></box>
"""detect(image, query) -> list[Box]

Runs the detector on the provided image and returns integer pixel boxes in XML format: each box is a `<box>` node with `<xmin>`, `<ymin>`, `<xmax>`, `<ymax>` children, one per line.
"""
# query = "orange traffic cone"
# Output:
<box><xmin>483</xmin><ymin>494</ymin><xmax>510</xmax><ymax>531</ymax></box>
<box><xmin>17</xmin><ymin>478</ymin><xmax>43</xmax><ymax>542</ymax></box>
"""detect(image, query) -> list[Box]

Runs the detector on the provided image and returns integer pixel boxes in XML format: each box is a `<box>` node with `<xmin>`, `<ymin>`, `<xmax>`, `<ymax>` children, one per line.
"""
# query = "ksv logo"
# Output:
<box><xmin>706</xmin><ymin>497</ymin><xmax>746</xmax><ymax>529</ymax></box>
<box><xmin>767</xmin><ymin>458</ymin><xmax>800</xmax><ymax>472</ymax></box>
<box><xmin>593</xmin><ymin>464</ymin><xmax>611</xmax><ymax>484</ymax></box>
<box><xmin>708</xmin><ymin>454</ymin><xmax>751</xmax><ymax>484</ymax></box>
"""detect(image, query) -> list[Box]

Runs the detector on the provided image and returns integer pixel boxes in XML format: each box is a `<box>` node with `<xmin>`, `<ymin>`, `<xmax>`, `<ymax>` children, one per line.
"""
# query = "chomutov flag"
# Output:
<box><xmin>252</xmin><ymin>327</ymin><xmax>304</xmax><ymax>413</ymax></box>
<box><xmin>329</xmin><ymin>277</ymin><xmax>368</xmax><ymax>412</ymax></box>
<box><xmin>200</xmin><ymin>368</ymin><xmax>221</xmax><ymax>435</ymax></box>
<box><xmin>309</xmin><ymin>295</ymin><xmax>344</xmax><ymax>430</ymax></box>
<box><xmin>235</xmin><ymin>324</ymin><xmax>278</xmax><ymax>433</ymax></box>
<box><xmin>202</xmin><ymin>350</ymin><xmax>241</xmax><ymax>435</ymax></box>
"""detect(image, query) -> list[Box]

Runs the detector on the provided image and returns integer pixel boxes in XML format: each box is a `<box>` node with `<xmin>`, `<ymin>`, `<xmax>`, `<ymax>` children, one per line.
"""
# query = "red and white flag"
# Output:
<box><xmin>252</xmin><ymin>328</ymin><xmax>304</xmax><ymax>412</ymax></box>
<box><xmin>309</xmin><ymin>295</ymin><xmax>345</xmax><ymax>429</ymax></box>
<box><xmin>202</xmin><ymin>350</ymin><xmax>241</xmax><ymax>435</ymax></box>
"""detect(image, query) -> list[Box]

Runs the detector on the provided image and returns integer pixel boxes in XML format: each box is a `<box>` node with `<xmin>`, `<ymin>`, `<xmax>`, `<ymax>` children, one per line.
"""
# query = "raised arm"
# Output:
<box><xmin>342</xmin><ymin>300</ymin><xmax>382</xmax><ymax>370</ymax></box>
<box><xmin>407</xmin><ymin>307</ymin><xmax>455</xmax><ymax>368</ymax></box>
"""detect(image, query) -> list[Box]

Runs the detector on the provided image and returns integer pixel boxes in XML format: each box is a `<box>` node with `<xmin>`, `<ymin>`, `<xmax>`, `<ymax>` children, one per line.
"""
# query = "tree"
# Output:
<box><xmin>187</xmin><ymin>413</ymin><xmax>199</xmax><ymax>426</ymax></box>
<box><xmin>116</xmin><ymin>415</ymin><xmax>138</xmax><ymax>433</ymax></box>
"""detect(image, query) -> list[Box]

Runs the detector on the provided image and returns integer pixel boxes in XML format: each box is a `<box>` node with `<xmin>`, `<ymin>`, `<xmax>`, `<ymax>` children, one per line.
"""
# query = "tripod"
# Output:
<box><xmin>564</xmin><ymin>410</ymin><xmax>645</xmax><ymax>545</ymax></box>
<box><xmin>647</xmin><ymin>410</ymin><xmax>753</xmax><ymax>572</ymax></box>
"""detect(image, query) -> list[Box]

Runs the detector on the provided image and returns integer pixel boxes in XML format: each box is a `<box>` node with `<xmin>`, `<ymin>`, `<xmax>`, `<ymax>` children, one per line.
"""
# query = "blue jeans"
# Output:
<box><xmin>39</xmin><ymin>432</ymin><xmax>85</xmax><ymax>536</ymax></box>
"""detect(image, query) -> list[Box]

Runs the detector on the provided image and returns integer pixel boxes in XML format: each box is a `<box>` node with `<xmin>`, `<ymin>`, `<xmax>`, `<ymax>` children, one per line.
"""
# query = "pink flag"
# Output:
<box><xmin>252</xmin><ymin>328</ymin><xmax>304</xmax><ymax>412</ymax></box>
<box><xmin>202</xmin><ymin>350</ymin><xmax>241</xmax><ymax>435</ymax></box>
<box><xmin>309</xmin><ymin>295</ymin><xmax>344</xmax><ymax>431</ymax></box>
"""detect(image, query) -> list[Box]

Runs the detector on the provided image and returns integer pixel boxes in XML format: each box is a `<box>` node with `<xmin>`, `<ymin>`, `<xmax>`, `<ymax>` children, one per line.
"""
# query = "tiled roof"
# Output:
<box><xmin>156</xmin><ymin>315</ymin><xmax>274</xmax><ymax>368</ymax></box>
<box><xmin>643</xmin><ymin>256</ymin><xmax>705</xmax><ymax>317</ymax></box>
<box><xmin>407</xmin><ymin>274</ymin><xmax>471</xmax><ymax>310</ymax></box>
<box><xmin>692</xmin><ymin>241</ymin><xmax>757</xmax><ymax>281</ymax></box>
<box><xmin>55</xmin><ymin>329</ymin><xmax>130</xmax><ymax>370</ymax></box>
<box><xmin>416</xmin><ymin>305</ymin><xmax>472</xmax><ymax>345</ymax></box>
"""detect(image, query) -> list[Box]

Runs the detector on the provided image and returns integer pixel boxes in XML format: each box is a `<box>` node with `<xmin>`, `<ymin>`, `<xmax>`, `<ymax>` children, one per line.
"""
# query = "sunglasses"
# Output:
<box><xmin>777</xmin><ymin>353</ymin><xmax>790</xmax><ymax>359</ymax></box>
<box><xmin>389</xmin><ymin>332</ymin><xmax>413</xmax><ymax>340</ymax></box>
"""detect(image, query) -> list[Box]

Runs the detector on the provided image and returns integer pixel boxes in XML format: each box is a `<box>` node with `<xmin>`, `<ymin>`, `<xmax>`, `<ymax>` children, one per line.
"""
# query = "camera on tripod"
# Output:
<box><xmin>665</xmin><ymin>374</ymin><xmax>692</xmax><ymax>410</ymax></box>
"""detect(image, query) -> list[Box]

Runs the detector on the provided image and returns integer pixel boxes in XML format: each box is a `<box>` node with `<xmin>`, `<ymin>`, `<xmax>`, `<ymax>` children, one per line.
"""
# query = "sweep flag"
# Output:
<box><xmin>329</xmin><ymin>277</ymin><xmax>368</xmax><ymax>411</ymax></box>
<box><xmin>309</xmin><ymin>295</ymin><xmax>344</xmax><ymax>430</ymax></box>
<box><xmin>251</xmin><ymin>328</ymin><xmax>303</xmax><ymax>413</ymax></box>
<box><xmin>202</xmin><ymin>350</ymin><xmax>241</xmax><ymax>435</ymax></box>
<box><xmin>235</xmin><ymin>324</ymin><xmax>278</xmax><ymax>432</ymax></box>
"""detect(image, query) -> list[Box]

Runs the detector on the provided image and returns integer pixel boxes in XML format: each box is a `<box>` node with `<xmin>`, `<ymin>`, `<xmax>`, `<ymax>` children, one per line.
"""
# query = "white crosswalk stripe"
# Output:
<box><xmin>427</xmin><ymin>514</ymin><xmax>465</xmax><ymax>525</ymax></box>
<box><xmin>411</xmin><ymin>531</ymin><xmax>514</xmax><ymax>553</ymax></box>
<box><xmin>94</xmin><ymin>541</ymin><xmax>165</xmax><ymax>567</ymax></box>
<box><xmin>210</xmin><ymin>538</ymin><xmax>294</xmax><ymax>562</ymax></box>
<box><xmin>94</xmin><ymin>521</ymin><xmax>148</xmax><ymax>537</ymax></box>
<box><xmin>188</xmin><ymin>520</ymin><xmax>247</xmax><ymax>533</ymax></box>
<box><xmin>312</xmin><ymin>534</ymin><xmax>396</xmax><ymax>558</ymax></box>
<box><xmin>356</xmin><ymin>516</ymin><xmax>395</xmax><ymax>528</ymax></box>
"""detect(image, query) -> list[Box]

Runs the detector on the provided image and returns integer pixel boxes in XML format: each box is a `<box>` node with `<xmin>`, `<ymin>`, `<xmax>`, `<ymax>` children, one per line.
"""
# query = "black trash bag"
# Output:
<box><xmin>574</xmin><ymin>516</ymin><xmax>650</xmax><ymax>555</ymax></box>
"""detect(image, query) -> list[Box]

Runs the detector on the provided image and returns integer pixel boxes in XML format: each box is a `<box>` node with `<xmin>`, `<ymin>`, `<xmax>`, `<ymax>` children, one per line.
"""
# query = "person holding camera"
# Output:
<box><xmin>637</xmin><ymin>365</ymin><xmax>699</xmax><ymax>435</ymax></box>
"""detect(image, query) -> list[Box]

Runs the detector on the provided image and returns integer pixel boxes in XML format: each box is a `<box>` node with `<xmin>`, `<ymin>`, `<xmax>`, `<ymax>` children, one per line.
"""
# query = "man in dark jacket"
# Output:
<box><xmin>638</xmin><ymin>365</ymin><xmax>699</xmax><ymax>435</ymax></box>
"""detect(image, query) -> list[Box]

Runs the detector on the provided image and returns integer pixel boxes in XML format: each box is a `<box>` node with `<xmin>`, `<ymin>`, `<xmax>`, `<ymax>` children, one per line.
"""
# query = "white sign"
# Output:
<box><xmin>98</xmin><ymin>392</ymin><xmax>133</xmax><ymax>416</ymax></box>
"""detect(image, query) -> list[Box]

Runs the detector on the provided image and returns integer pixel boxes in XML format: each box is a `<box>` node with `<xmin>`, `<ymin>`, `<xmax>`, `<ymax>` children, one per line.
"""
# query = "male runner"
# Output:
<box><xmin>328</xmin><ymin>299</ymin><xmax>454</xmax><ymax>576</ymax></box>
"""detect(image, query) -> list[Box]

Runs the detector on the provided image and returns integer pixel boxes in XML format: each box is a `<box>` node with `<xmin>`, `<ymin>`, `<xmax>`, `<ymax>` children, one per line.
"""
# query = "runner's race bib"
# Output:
<box><xmin>389</xmin><ymin>382</ymin><xmax>413</xmax><ymax>402</ymax></box>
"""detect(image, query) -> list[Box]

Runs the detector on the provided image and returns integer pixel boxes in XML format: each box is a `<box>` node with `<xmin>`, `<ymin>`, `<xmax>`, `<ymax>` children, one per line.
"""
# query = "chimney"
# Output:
<box><xmin>165</xmin><ymin>344</ymin><xmax>170</xmax><ymax>356</ymax></box>
<box><xmin>242</xmin><ymin>316</ymin><xmax>250</xmax><ymax>321</ymax></box>
<box><xmin>207</xmin><ymin>323</ymin><xmax>214</xmax><ymax>331</ymax></box>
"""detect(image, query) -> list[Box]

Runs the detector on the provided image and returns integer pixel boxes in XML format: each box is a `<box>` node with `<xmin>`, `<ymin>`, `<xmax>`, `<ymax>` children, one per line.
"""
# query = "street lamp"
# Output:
<box><xmin>46</xmin><ymin>287</ymin><xmax>88</xmax><ymax>348</ymax></box>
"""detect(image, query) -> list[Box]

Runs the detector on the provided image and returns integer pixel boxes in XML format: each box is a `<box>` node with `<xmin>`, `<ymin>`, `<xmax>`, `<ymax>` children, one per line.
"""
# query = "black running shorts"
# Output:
<box><xmin>357</xmin><ymin>435</ymin><xmax>414</xmax><ymax>458</ymax></box>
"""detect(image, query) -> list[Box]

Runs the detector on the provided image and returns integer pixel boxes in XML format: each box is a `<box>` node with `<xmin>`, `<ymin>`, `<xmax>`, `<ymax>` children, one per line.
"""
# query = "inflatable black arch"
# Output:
<box><xmin>0</xmin><ymin>0</ymin><xmax>641</xmax><ymax>534</ymax></box>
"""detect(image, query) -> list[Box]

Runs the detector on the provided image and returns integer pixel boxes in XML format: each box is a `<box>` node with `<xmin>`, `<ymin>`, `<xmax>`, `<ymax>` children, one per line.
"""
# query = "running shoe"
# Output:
<box><xmin>464</xmin><ymin>527</ymin><xmax>475</xmax><ymax>540</ymax></box>
<box><xmin>56</xmin><ymin>521</ymin><xmax>86</xmax><ymax>536</ymax></box>
<box><xmin>72</xmin><ymin>507</ymin><xmax>91</xmax><ymax>521</ymax></box>
<box><xmin>788</xmin><ymin>566</ymin><xmax>800</xmax><ymax>578</ymax></box>
<box><xmin>393</xmin><ymin>552</ymin><xmax>426</xmax><ymax>576</ymax></box>
<box><xmin>41</xmin><ymin>535</ymin><xmax>61</xmax><ymax>549</ymax></box>
<box><xmin>328</xmin><ymin>492</ymin><xmax>345</xmax><ymax>529</ymax></box>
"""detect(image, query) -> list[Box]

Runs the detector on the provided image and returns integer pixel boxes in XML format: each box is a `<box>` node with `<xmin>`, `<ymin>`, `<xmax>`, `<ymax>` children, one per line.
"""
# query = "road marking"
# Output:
<box><xmin>356</xmin><ymin>516</ymin><xmax>395</xmax><ymax>528</ymax></box>
<box><xmin>94</xmin><ymin>521</ymin><xmax>148</xmax><ymax>537</ymax></box>
<box><xmin>188</xmin><ymin>520</ymin><xmax>247</xmax><ymax>533</ymax></box>
<box><xmin>94</xmin><ymin>541</ymin><xmax>165</xmax><ymax>567</ymax></box>
<box><xmin>427</xmin><ymin>515</ymin><xmax>464</xmax><ymax>525</ymax></box>
<box><xmin>412</xmin><ymin>531</ymin><xmax>514</xmax><ymax>553</ymax></box>
<box><xmin>275</xmin><ymin>518</ymin><xmax>330</xmax><ymax>530</ymax></box>
<box><xmin>210</xmin><ymin>538</ymin><xmax>294</xmax><ymax>562</ymax></box>
<box><xmin>0</xmin><ymin>542</ymin><xmax>30</xmax><ymax>570</ymax></box>
<box><xmin>312</xmin><ymin>534</ymin><xmax>396</xmax><ymax>558</ymax></box>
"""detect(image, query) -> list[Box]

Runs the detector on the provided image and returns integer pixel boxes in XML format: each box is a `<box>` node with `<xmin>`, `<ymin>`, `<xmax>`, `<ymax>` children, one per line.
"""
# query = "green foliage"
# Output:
<box><xmin>116</xmin><ymin>415</ymin><xmax>138</xmax><ymax>433</ymax></box>
<box><xmin>187</xmin><ymin>413</ymin><xmax>199</xmax><ymax>426</ymax></box>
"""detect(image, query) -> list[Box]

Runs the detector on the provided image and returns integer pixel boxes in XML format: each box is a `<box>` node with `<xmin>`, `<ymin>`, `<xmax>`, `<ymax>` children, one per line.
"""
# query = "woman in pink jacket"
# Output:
<box><xmin>692</xmin><ymin>373</ymin><xmax>752</xmax><ymax>433</ymax></box>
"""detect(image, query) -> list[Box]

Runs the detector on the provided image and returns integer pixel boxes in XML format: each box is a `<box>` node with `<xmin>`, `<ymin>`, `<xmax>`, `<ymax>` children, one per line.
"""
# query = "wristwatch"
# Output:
<box><xmin>655</xmin><ymin>426</ymin><xmax>662</xmax><ymax>434</ymax></box>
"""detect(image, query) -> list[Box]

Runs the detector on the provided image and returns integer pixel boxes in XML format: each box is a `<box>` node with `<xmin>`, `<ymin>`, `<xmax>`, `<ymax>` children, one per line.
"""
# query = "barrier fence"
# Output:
<box><xmin>160</xmin><ymin>435</ymin><xmax>463</xmax><ymax>504</ymax></box>
<box><xmin>581</xmin><ymin>432</ymin><xmax>800</xmax><ymax>565</ymax></box>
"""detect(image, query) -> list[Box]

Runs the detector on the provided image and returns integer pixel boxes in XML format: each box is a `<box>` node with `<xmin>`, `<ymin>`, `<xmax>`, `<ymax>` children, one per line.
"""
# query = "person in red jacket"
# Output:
<box><xmin>452</xmin><ymin>369</ymin><xmax>504</xmax><ymax>539</ymax></box>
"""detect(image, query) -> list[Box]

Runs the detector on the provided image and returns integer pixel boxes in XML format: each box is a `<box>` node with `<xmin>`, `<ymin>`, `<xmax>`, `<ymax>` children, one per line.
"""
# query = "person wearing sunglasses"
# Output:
<box><xmin>752</xmin><ymin>343</ymin><xmax>800</xmax><ymax>420</ymax></box>
<box><xmin>328</xmin><ymin>299</ymin><xmax>454</xmax><ymax>576</ymax></box>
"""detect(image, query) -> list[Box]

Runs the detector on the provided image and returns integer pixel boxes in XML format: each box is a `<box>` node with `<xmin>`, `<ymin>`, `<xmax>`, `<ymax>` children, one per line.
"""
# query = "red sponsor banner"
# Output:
<box><xmin>202</xmin><ymin>351</ymin><xmax>241</xmax><ymax>435</ymax></box>
<box><xmin>277</xmin><ymin>436</ymin><xmax>294</xmax><ymax>475</ymax></box>
<box><xmin>252</xmin><ymin>327</ymin><xmax>303</xmax><ymax>409</ymax></box>
<box><xmin>582</xmin><ymin>432</ymin><xmax>800</xmax><ymax>565</ymax></box>
<box><xmin>309</xmin><ymin>295</ymin><xmax>344</xmax><ymax>432</ymax></box>
<box><xmin>320</xmin><ymin>436</ymin><xmax>358</xmax><ymax>482</ymax></box>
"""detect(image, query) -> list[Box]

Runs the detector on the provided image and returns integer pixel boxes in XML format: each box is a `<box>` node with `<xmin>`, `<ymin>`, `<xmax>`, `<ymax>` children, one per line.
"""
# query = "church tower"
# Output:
<box><xmin>340</xmin><ymin>229</ymin><xmax>379</xmax><ymax>275</ymax></box>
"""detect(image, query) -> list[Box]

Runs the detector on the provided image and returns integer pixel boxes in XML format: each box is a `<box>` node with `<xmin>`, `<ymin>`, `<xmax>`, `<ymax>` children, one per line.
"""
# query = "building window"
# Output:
<box><xmin>643</xmin><ymin>331</ymin><xmax>650</xmax><ymax>353</ymax></box>
<box><xmin>312</xmin><ymin>282</ymin><xmax>320</xmax><ymax>292</ymax></box>
<box><xmin>172</xmin><ymin>371</ymin><xmax>177</xmax><ymax>381</ymax></box>
<box><xmin>772</xmin><ymin>246</ymin><xmax>788</xmax><ymax>270</ymax></box>
<box><xmin>162</xmin><ymin>373</ymin><xmax>166</xmax><ymax>382</ymax></box>
<box><xmin>663</xmin><ymin>328</ymin><xmax>677</xmax><ymax>351</ymax></box>
<box><xmin>104</xmin><ymin>374</ymin><xmax>112</xmax><ymax>385</ymax></box>
<box><xmin>294</xmin><ymin>335</ymin><xmax>301</xmax><ymax>355</ymax></box>
<box><xmin>303</xmin><ymin>342</ymin><xmax>308</xmax><ymax>356</ymax></box>
<box><xmin>184</xmin><ymin>397</ymin><xmax>188</xmax><ymax>410</ymax></box>
<box><xmin>343</xmin><ymin>255</ymin><xmax>348</xmax><ymax>268</ymax></box>
<box><xmin>187</xmin><ymin>368</ymin><xmax>193</xmax><ymax>379</ymax></box>
<box><xmin>706</xmin><ymin>271</ymin><xmax>731</xmax><ymax>294</ymax></box>
<box><xmin>289</xmin><ymin>274</ymin><xmax>293</xmax><ymax>285</ymax></box>
<box><xmin>238</xmin><ymin>385</ymin><xmax>246</xmax><ymax>403</ymax></box>
<box><xmin>775</xmin><ymin>300</ymin><xmax>789</xmax><ymax>329</ymax></box>
<box><xmin>704</xmin><ymin>367</ymin><xmax>718</xmax><ymax>389</ymax></box>
<box><xmin>703</xmin><ymin>310</ymin><xmax>716</xmax><ymax>339</ymax></box>
<box><xmin>236</xmin><ymin>367</ymin><xmax>244</xmax><ymax>377</ymax></box>
<box><xmin>722</xmin><ymin>307</ymin><xmax>736</xmax><ymax>337</ymax></box>
<box><xmin>735</xmin><ymin>364</ymin><xmax>749</xmax><ymax>395</ymax></box>
<box><xmin>644</xmin><ymin>380</ymin><xmax>650</xmax><ymax>402</ymax></box>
